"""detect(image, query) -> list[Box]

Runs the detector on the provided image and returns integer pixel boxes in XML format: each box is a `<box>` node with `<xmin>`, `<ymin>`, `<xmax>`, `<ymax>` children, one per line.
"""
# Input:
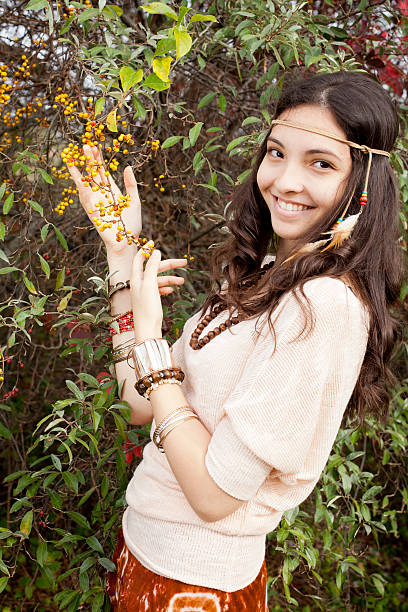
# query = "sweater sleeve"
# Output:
<box><xmin>205</xmin><ymin>278</ymin><xmax>369</xmax><ymax>502</ymax></box>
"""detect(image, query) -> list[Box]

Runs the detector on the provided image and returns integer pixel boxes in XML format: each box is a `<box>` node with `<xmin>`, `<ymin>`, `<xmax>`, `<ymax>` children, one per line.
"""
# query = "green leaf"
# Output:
<box><xmin>94</xmin><ymin>97</ymin><xmax>105</xmax><ymax>116</ymax></box>
<box><xmin>141</xmin><ymin>2</ymin><xmax>177</xmax><ymax>20</ymax></box>
<box><xmin>28</xmin><ymin>199</ymin><xmax>44</xmax><ymax>216</ymax></box>
<box><xmin>0</xmin><ymin>560</ymin><xmax>10</xmax><ymax>577</ymax></box>
<box><xmin>53</xmin><ymin>225</ymin><xmax>69</xmax><ymax>250</ymax></box>
<box><xmin>38</xmin><ymin>253</ymin><xmax>50</xmax><ymax>278</ymax></box>
<box><xmin>161</xmin><ymin>135</ymin><xmax>183</xmax><ymax>149</ymax></box>
<box><xmin>189</xmin><ymin>122</ymin><xmax>203</xmax><ymax>146</ymax></box>
<box><xmin>198</xmin><ymin>92</ymin><xmax>217</xmax><ymax>109</ymax></box>
<box><xmin>36</xmin><ymin>541</ymin><xmax>48</xmax><ymax>567</ymax></box>
<box><xmin>38</xmin><ymin>168</ymin><xmax>54</xmax><ymax>184</ymax></box>
<box><xmin>189</xmin><ymin>13</ymin><xmax>217</xmax><ymax>24</ymax></box>
<box><xmin>51</xmin><ymin>454</ymin><xmax>62</xmax><ymax>471</ymax></box>
<box><xmin>86</xmin><ymin>535</ymin><xmax>104</xmax><ymax>554</ymax></box>
<box><xmin>41</xmin><ymin>223</ymin><xmax>50</xmax><ymax>242</ymax></box>
<box><xmin>154</xmin><ymin>37</ymin><xmax>176</xmax><ymax>56</ymax></box>
<box><xmin>0</xmin><ymin>222</ymin><xmax>5</xmax><ymax>241</ymax></box>
<box><xmin>143</xmin><ymin>73</ymin><xmax>170</xmax><ymax>91</ymax></box>
<box><xmin>77</xmin><ymin>7</ymin><xmax>99</xmax><ymax>23</ymax></box>
<box><xmin>0</xmin><ymin>266</ymin><xmax>19</xmax><ymax>274</ymax></box>
<box><xmin>218</xmin><ymin>94</ymin><xmax>226</xmax><ymax>114</ymax></box>
<box><xmin>0</xmin><ymin>183</ymin><xmax>6</xmax><ymax>200</ymax></box>
<box><xmin>20</xmin><ymin>510</ymin><xmax>33</xmax><ymax>537</ymax></box>
<box><xmin>55</xmin><ymin>267</ymin><xmax>65</xmax><ymax>290</ymax></box>
<box><xmin>152</xmin><ymin>56</ymin><xmax>173</xmax><ymax>82</ymax></box>
<box><xmin>119</xmin><ymin>66</ymin><xmax>143</xmax><ymax>93</ymax></box>
<box><xmin>106</xmin><ymin>109</ymin><xmax>117</xmax><ymax>132</ymax></box>
<box><xmin>98</xmin><ymin>557</ymin><xmax>116</xmax><ymax>571</ymax></box>
<box><xmin>3</xmin><ymin>193</ymin><xmax>14</xmax><ymax>215</ymax></box>
<box><xmin>0</xmin><ymin>248</ymin><xmax>8</xmax><ymax>263</ymax></box>
<box><xmin>26</xmin><ymin>0</ymin><xmax>48</xmax><ymax>9</ymax></box>
<box><xmin>0</xmin><ymin>423</ymin><xmax>11</xmax><ymax>439</ymax></box>
<box><xmin>0</xmin><ymin>577</ymin><xmax>9</xmax><ymax>594</ymax></box>
<box><xmin>62</xmin><ymin>471</ymin><xmax>79</xmax><ymax>494</ymax></box>
<box><xmin>226</xmin><ymin>134</ymin><xmax>249</xmax><ymax>153</ymax></box>
<box><xmin>132</xmin><ymin>96</ymin><xmax>146</xmax><ymax>121</ymax></box>
<box><xmin>67</xmin><ymin>511</ymin><xmax>90</xmax><ymax>530</ymax></box>
<box><xmin>173</xmin><ymin>26</ymin><xmax>192</xmax><ymax>59</ymax></box>
<box><xmin>22</xmin><ymin>272</ymin><xmax>38</xmax><ymax>295</ymax></box>
<box><xmin>66</xmin><ymin>379</ymin><xmax>84</xmax><ymax>400</ymax></box>
<box><xmin>242</xmin><ymin>116</ymin><xmax>262</xmax><ymax>127</ymax></box>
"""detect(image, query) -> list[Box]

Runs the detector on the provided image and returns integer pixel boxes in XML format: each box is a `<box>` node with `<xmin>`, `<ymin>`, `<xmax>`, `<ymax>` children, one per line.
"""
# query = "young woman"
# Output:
<box><xmin>68</xmin><ymin>71</ymin><xmax>403</xmax><ymax>610</ymax></box>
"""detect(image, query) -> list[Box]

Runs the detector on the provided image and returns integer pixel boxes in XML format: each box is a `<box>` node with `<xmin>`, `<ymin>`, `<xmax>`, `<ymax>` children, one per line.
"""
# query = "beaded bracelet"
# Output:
<box><xmin>134</xmin><ymin>367</ymin><xmax>185</xmax><ymax>400</ymax></box>
<box><xmin>110</xmin><ymin>311</ymin><xmax>134</xmax><ymax>337</ymax></box>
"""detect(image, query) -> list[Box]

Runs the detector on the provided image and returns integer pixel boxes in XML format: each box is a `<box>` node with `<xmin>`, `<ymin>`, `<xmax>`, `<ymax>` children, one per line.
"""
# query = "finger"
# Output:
<box><xmin>130</xmin><ymin>249</ymin><xmax>146</xmax><ymax>291</ymax></box>
<box><xmin>159</xmin><ymin>287</ymin><xmax>174</xmax><ymax>295</ymax></box>
<box><xmin>157</xmin><ymin>276</ymin><xmax>185</xmax><ymax>287</ymax></box>
<box><xmin>66</xmin><ymin>163</ymin><xmax>91</xmax><ymax>206</ymax></box>
<box><xmin>124</xmin><ymin>166</ymin><xmax>141</xmax><ymax>205</ymax></box>
<box><xmin>85</xmin><ymin>145</ymin><xmax>106</xmax><ymax>188</ymax></box>
<box><xmin>143</xmin><ymin>249</ymin><xmax>162</xmax><ymax>279</ymax></box>
<box><xmin>158</xmin><ymin>259</ymin><xmax>188</xmax><ymax>274</ymax></box>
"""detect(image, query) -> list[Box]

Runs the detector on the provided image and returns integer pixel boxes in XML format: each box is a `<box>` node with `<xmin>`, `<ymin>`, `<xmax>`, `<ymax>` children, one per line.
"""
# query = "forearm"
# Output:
<box><xmin>149</xmin><ymin>382</ymin><xmax>243</xmax><ymax>522</ymax></box>
<box><xmin>107</xmin><ymin>249</ymin><xmax>153</xmax><ymax>425</ymax></box>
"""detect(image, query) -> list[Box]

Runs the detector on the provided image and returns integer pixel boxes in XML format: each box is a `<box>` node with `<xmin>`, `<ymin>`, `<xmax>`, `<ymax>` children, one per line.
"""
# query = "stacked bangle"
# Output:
<box><xmin>131</xmin><ymin>338</ymin><xmax>185</xmax><ymax>400</ymax></box>
<box><xmin>153</xmin><ymin>405</ymin><xmax>198</xmax><ymax>452</ymax></box>
<box><xmin>112</xmin><ymin>337</ymin><xmax>138</xmax><ymax>364</ymax></box>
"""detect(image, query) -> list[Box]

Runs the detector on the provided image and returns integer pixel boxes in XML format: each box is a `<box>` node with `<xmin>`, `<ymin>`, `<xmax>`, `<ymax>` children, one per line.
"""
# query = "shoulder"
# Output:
<box><xmin>275</xmin><ymin>276</ymin><xmax>369</xmax><ymax>337</ymax></box>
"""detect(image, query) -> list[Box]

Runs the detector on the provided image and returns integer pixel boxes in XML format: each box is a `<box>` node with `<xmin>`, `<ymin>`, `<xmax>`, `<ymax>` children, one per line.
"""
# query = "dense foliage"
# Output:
<box><xmin>0</xmin><ymin>0</ymin><xmax>407</xmax><ymax>610</ymax></box>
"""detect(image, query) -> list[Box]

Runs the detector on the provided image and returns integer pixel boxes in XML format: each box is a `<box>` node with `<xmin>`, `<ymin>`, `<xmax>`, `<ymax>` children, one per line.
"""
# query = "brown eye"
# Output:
<box><xmin>268</xmin><ymin>148</ymin><xmax>283</xmax><ymax>158</ymax></box>
<box><xmin>314</xmin><ymin>160</ymin><xmax>333</xmax><ymax>169</ymax></box>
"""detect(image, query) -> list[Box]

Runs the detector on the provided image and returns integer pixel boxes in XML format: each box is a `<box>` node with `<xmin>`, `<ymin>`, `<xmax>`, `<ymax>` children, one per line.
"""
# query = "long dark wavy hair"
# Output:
<box><xmin>199</xmin><ymin>71</ymin><xmax>404</xmax><ymax>423</ymax></box>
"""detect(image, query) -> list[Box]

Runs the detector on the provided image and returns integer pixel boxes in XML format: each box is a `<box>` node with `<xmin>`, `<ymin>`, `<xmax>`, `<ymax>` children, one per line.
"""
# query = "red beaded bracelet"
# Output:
<box><xmin>109</xmin><ymin>311</ymin><xmax>134</xmax><ymax>337</ymax></box>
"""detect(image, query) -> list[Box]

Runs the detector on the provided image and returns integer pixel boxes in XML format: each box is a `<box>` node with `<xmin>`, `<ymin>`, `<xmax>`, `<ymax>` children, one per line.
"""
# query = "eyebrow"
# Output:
<box><xmin>267</xmin><ymin>136</ymin><xmax>343</xmax><ymax>162</ymax></box>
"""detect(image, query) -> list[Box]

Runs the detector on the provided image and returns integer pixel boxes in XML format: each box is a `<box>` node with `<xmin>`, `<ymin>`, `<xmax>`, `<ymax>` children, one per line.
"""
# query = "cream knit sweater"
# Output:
<box><xmin>123</xmin><ymin>274</ymin><xmax>369</xmax><ymax>592</ymax></box>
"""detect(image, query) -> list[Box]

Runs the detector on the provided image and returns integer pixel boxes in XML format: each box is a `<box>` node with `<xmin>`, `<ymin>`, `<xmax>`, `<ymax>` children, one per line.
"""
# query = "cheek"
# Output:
<box><xmin>256</xmin><ymin>160</ymin><xmax>272</xmax><ymax>191</ymax></box>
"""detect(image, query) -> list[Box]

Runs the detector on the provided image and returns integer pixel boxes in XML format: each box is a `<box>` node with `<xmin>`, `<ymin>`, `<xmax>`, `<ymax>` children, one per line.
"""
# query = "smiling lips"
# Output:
<box><xmin>274</xmin><ymin>196</ymin><xmax>313</xmax><ymax>212</ymax></box>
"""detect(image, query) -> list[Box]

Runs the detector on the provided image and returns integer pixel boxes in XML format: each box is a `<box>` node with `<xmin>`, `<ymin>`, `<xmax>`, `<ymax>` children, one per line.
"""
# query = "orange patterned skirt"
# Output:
<box><xmin>107</xmin><ymin>529</ymin><xmax>268</xmax><ymax>611</ymax></box>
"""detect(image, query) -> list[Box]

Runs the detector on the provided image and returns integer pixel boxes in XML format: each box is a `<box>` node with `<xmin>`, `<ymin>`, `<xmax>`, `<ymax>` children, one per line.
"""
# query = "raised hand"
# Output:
<box><xmin>66</xmin><ymin>144</ymin><xmax>142</xmax><ymax>255</ymax></box>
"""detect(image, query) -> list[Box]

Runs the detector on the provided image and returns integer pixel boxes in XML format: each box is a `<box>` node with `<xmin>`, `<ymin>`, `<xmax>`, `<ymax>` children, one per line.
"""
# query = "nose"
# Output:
<box><xmin>273</xmin><ymin>161</ymin><xmax>304</xmax><ymax>195</ymax></box>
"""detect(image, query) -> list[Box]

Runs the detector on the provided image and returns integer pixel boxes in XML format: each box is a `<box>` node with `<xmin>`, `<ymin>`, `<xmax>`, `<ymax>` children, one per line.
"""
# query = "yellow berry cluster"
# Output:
<box><xmin>115</xmin><ymin>226</ymin><xmax>147</xmax><ymax>247</ymax></box>
<box><xmin>154</xmin><ymin>174</ymin><xmax>166</xmax><ymax>192</ymax></box>
<box><xmin>141</xmin><ymin>240</ymin><xmax>156</xmax><ymax>257</ymax></box>
<box><xmin>53</xmin><ymin>91</ymin><xmax>78</xmax><ymax>118</ymax></box>
<box><xmin>55</xmin><ymin>186</ymin><xmax>78</xmax><ymax>215</ymax></box>
<box><xmin>51</xmin><ymin>166</ymin><xmax>71</xmax><ymax>180</ymax></box>
<box><xmin>147</xmin><ymin>139</ymin><xmax>160</xmax><ymax>151</ymax></box>
<box><xmin>82</xmin><ymin>121</ymin><xmax>105</xmax><ymax>146</ymax></box>
<box><xmin>106</xmin><ymin>133</ymin><xmax>134</xmax><ymax>155</ymax></box>
<box><xmin>0</xmin><ymin>56</ymin><xmax>40</xmax><ymax>129</ymax></box>
<box><xmin>183</xmin><ymin>254</ymin><xmax>195</xmax><ymax>261</ymax></box>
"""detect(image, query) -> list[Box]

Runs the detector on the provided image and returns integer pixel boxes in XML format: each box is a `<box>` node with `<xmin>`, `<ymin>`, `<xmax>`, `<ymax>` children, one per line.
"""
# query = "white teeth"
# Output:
<box><xmin>277</xmin><ymin>198</ymin><xmax>310</xmax><ymax>212</ymax></box>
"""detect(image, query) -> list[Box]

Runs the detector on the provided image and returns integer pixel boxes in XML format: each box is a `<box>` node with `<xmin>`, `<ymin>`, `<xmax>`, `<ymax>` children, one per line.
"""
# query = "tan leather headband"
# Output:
<box><xmin>270</xmin><ymin>119</ymin><xmax>391</xmax><ymax>158</ymax></box>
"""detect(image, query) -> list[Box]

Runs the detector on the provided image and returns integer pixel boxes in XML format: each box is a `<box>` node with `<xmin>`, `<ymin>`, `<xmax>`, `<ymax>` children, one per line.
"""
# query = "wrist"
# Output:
<box><xmin>106</xmin><ymin>245</ymin><xmax>138</xmax><ymax>276</ymax></box>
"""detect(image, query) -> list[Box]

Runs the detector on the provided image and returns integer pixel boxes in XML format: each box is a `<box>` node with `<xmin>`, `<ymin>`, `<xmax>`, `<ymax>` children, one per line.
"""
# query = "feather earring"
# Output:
<box><xmin>320</xmin><ymin>212</ymin><xmax>361</xmax><ymax>252</ymax></box>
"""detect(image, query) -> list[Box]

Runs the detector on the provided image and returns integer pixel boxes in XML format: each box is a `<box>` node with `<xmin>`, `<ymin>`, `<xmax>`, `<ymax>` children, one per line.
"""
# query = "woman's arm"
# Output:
<box><xmin>108</xmin><ymin>250</ymin><xmax>188</xmax><ymax>425</ymax></box>
<box><xmin>148</xmin><ymin>381</ymin><xmax>244</xmax><ymax>523</ymax></box>
<box><xmin>108</xmin><ymin>250</ymin><xmax>153</xmax><ymax>425</ymax></box>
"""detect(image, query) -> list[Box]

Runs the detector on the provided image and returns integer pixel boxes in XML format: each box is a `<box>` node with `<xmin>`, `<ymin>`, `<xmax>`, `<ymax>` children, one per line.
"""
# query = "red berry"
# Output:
<box><xmin>66</xmin><ymin>269</ymin><xmax>71</xmax><ymax>275</ymax></box>
<box><xmin>19</xmin><ymin>363</ymin><xmax>24</xmax><ymax>369</ymax></box>
<box><xmin>28</xmin><ymin>328</ymin><xmax>33</xmax><ymax>333</ymax></box>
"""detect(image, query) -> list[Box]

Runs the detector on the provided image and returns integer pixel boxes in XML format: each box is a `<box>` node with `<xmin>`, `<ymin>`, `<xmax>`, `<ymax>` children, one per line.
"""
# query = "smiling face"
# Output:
<box><xmin>257</xmin><ymin>104</ymin><xmax>353</xmax><ymax>261</ymax></box>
